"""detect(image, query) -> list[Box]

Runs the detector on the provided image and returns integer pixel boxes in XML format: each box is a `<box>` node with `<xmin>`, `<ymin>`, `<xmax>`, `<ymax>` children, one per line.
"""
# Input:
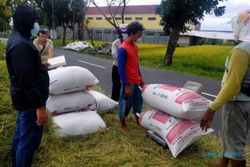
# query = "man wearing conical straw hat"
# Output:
<box><xmin>200</xmin><ymin>10</ymin><xmax>250</xmax><ymax>167</ymax></box>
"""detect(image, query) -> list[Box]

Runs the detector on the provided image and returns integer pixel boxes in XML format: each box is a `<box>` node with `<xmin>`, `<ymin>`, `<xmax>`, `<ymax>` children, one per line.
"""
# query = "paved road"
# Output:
<box><xmin>54</xmin><ymin>48</ymin><xmax>250</xmax><ymax>144</ymax></box>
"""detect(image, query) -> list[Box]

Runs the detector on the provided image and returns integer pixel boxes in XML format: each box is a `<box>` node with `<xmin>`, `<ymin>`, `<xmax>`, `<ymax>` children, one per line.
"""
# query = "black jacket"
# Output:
<box><xmin>6</xmin><ymin>5</ymin><xmax>49</xmax><ymax>110</ymax></box>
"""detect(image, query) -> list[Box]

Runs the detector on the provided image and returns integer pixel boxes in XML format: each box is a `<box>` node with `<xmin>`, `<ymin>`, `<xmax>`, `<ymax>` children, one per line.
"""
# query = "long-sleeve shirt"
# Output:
<box><xmin>210</xmin><ymin>46</ymin><xmax>250</xmax><ymax>111</ymax></box>
<box><xmin>33</xmin><ymin>38</ymin><xmax>53</xmax><ymax>64</ymax></box>
<box><xmin>111</xmin><ymin>39</ymin><xmax>121</xmax><ymax>66</ymax></box>
<box><xmin>118</xmin><ymin>39</ymin><xmax>141</xmax><ymax>86</ymax></box>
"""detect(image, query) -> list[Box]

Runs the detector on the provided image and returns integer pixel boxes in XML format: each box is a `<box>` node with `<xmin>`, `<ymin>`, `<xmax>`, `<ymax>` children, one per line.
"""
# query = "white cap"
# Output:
<box><xmin>231</xmin><ymin>10</ymin><xmax>250</xmax><ymax>42</ymax></box>
<box><xmin>119</xmin><ymin>24</ymin><xmax>128</xmax><ymax>33</ymax></box>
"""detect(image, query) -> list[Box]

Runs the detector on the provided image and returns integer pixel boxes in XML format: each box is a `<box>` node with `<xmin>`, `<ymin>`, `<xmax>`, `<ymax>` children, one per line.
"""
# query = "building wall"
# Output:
<box><xmin>86</xmin><ymin>14</ymin><xmax>196</xmax><ymax>31</ymax></box>
<box><xmin>86</xmin><ymin>14</ymin><xmax>163</xmax><ymax>30</ymax></box>
<box><xmin>83</xmin><ymin>28</ymin><xmax>191</xmax><ymax>46</ymax></box>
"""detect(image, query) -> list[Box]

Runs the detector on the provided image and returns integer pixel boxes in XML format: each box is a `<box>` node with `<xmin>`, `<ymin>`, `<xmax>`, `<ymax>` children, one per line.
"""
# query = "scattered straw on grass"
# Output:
<box><xmin>1</xmin><ymin>49</ymin><xmax>250</xmax><ymax>166</ymax></box>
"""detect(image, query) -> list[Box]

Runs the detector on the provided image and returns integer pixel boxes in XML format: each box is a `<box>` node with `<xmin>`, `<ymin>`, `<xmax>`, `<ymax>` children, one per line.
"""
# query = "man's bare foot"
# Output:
<box><xmin>135</xmin><ymin>115</ymin><xmax>140</xmax><ymax>125</ymax></box>
<box><xmin>120</xmin><ymin>118</ymin><xmax>129</xmax><ymax>132</ymax></box>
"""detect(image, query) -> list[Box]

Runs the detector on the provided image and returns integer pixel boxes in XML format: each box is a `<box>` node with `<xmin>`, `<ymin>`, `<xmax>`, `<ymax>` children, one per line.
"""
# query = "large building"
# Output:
<box><xmin>84</xmin><ymin>5</ymin><xmax>200</xmax><ymax>45</ymax></box>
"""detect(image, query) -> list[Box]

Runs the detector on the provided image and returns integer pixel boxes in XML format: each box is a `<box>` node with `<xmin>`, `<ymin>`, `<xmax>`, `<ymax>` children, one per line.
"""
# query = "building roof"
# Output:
<box><xmin>86</xmin><ymin>5</ymin><xmax>157</xmax><ymax>15</ymax></box>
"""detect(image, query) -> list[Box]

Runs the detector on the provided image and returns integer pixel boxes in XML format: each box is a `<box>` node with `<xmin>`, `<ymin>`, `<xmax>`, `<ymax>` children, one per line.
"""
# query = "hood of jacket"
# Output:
<box><xmin>13</xmin><ymin>5</ymin><xmax>37</xmax><ymax>38</ymax></box>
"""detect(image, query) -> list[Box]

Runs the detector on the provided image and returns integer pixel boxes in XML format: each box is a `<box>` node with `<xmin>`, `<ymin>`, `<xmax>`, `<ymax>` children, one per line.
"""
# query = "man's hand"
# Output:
<box><xmin>200</xmin><ymin>108</ymin><xmax>215</xmax><ymax>132</ymax></box>
<box><xmin>140</xmin><ymin>79</ymin><xmax>145</xmax><ymax>87</ymax></box>
<box><xmin>125</xmin><ymin>85</ymin><xmax>133</xmax><ymax>96</ymax></box>
<box><xmin>36</xmin><ymin>107</ymin><xmax>48</xmax><ymax>126</ymax></box>
<box><xmin>43</xmin><ymin>63</ymin><xmax>50</xmax><ymax>70</ymax></box>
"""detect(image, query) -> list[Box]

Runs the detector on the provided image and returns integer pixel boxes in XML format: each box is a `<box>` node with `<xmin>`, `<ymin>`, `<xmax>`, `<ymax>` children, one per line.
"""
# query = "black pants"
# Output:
<box><xmin>111</xmin><ymin>65</ymin><xmax>121</xmax><ymax>101</ymax></box>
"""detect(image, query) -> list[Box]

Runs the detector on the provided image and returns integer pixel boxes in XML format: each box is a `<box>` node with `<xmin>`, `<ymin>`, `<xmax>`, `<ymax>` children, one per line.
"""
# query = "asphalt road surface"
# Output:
<box><xmin>54</xmin><ymin>48</ymin><xmax>250</xmax><ymax>144</ymax></box>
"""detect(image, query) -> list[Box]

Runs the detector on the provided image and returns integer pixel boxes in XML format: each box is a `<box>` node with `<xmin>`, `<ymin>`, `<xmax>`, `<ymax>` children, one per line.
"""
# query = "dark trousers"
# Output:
<box><xmin>111</xmin><ymin>65</ymin><xmax>121</xmax><ymax>101</ymax></box>
<box><xmin>118</xmin><ymin>84</ymin><xmax>143</xmax><ymax>120</ymax></box>
<box><xmin>12</xmin><ymin>107</ymin><xmax>44</xmax><ymax>167</ymax></box>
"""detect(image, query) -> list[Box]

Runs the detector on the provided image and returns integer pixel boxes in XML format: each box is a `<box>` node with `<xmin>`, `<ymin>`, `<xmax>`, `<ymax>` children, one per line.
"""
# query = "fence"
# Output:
<box><xmin>0</xmin><ymin>31</ymin><xmax>11</xmax><ymax>38</ymax></box>
<box><xmin>55</xmin><ymin>27</ymin><xmax>192</xmax><ymax>46</ymax></box>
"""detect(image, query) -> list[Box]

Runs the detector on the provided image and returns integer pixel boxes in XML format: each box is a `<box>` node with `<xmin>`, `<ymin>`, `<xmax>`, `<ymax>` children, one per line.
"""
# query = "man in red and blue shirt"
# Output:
<box><xmin>117</xmin><ymin>21</ymin><xmax>145</xmax><ymax>132</ymax></box>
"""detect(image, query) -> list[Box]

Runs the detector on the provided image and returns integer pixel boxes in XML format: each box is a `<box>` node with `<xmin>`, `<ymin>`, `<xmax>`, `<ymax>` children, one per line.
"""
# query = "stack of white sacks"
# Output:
<box><xmin>46</xmin><ymin>66</ymin><xmax>118</xmax><ymax>137</ymax></box>
<box><xmin>140</xmin><ymin>84</ymin><xmax>214</xmax><ymax>158</ymax></box>
<box><xmin>63</xmin><ymin>41</ymin><xmax>94</xmax><ymax>52</ymax></box>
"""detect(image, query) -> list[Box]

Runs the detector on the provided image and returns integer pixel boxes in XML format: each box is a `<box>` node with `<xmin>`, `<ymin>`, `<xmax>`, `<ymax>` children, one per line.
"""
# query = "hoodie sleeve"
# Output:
<box><xmin>10</xmin><ymin>43</ymin><xmax>45</xmax><ymax>108</ymax></box>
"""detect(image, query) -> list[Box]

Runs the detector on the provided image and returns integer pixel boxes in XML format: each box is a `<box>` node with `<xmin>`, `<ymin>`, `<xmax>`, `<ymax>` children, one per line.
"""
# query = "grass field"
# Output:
<box><xmin>138</xmin><ymin>44</ymin><xmax>233</xmax><ymax>79</ymax></box>
<box><xmin>0</xmin><ymin>60</ymin><xmax>227</xmax><ymax>166</ymax></box>
<box><xmin>1</xmin><ymin>42</ymin><xmax>249</xmax><ymax>166</ymax></box>
<box><xmin>54</xmin><ymin>39</ymin><xmax>233</xmax><ymax>79</ymax></box>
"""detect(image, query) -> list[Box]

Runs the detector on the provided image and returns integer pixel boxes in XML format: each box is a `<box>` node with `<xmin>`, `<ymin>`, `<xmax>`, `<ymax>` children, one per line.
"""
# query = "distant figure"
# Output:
<box><xmin>117</xmin><ymin>21</ymin><xmax>145</xmax><ymax>132</ymax></box>
<box><xmin>33</xmin><ymin>30</ymin><xmax>54</xmax><ymax>68</ymax></box>
<box><xmin>6</xmin><ymin>5</ymin><xmax>49</xmax><ymax>167</ymax></box>
<box><xmin>111</xmin><ymin>24</ymin><xmax>128</xmax><ymax>101</ymax></box>
<box><xmin>31</xmin><ymin>22</ymin><xmax>40</xmax><ymax>40</ymax></box>
<box><xmin>200</xmin><ymin>10</ymin><xmax>250</xmax><ymax>167</ymax></box>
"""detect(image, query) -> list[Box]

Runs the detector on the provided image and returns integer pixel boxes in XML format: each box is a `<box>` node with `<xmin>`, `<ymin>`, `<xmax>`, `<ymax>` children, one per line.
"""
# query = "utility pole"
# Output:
<box><xmin>73</xmin><ymin>0</ymin><xmax>76</xmax><ymax>42</ymax></box>
<box><xmin>52</xmin><ymin>0</ymin><xmax>55</xmax><ymax>39</ymax></box>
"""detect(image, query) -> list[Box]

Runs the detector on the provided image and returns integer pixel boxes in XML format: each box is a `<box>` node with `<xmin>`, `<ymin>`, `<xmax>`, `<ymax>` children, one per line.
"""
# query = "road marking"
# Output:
<box><xmin>201</xmin><ymin>92</ymin><xmax>217</xmax><ymax>98</ymax></box>
<box><xmin>78</xmin><ymin>60</ymin><xmax>106</xmax><ymax>69</ymax></box>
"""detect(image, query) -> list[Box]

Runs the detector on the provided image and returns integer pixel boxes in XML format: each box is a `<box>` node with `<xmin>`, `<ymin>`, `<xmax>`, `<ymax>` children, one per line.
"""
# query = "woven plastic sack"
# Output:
<box><xmin>88</xmin><ymin>90</ymin><xmax>118</xmax><ymax>114</ymax></box>
<box><xmin>49</xmin><ymin>66</ymin><xmax>99</xmax><ymax>95</ymax></box>
<box><xmin>139</xmin><ymin>108</ymin><xmax>213</xmax><ymax>158</ymax></box>
<box><xmin>46</xmin><ymin>91</ymin><xmax>96</xmax><ymax>115</ymax></box>
<box><xmin>53</xmin><ymin>111</ymin><xmax>106</xmax><ymax>137</ymax></box>
<box><xmin>142</xmin><ymin>84</ymin><xmax>211</xmax><ymax>119</ymax></box>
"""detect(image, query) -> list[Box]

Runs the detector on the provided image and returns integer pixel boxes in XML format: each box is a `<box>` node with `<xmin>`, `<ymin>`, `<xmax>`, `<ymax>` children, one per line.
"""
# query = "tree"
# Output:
<box><xmin>156</xmin><ymin>0</ymin><xmax>225</xmax><ymax>65</ymax></box>
<box><xmin>89</xmin><ymin>0</ymin><xmax>129</xmax><ymax>40</ymax></box>
<box><xmin>37</xmin><ymin>0</ymin><xmax>72</xmax><ymax>45</ymax></box>
<box><xmin>0</xmin><ymin>0</ymin><xmax>12</xmax><ymax>32</ymax></box>
<box><xmin>55</xmin><ymin>0</ymin><xmax>73</xmax><ymax>45</ymax></box>
<box><xmin>71</xmin><ymin>0</ymin><xmax>86</xmax><ymax>41</ymax></box>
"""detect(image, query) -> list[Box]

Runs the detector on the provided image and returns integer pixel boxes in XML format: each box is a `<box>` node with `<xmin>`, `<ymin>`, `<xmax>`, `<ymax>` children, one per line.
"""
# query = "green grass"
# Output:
<box><xmin>54</xmin><ymin>39</ymin><xmax>233</xmax><ymax>79</ymax></box>
<box><xmin>0</xmin><ymin>43</ymin><xmax>250</xmax><ymax>166</ymax></box>
<box><xmin>0</xmin><ymin>41</ymin><xmax>240</xmax><ymax>166</ymax></box>
<box><xmin>137</xmin><ymin>44</ymin><xmax>233</xmax><ymax>79</ymax></box>
<box><xmin>0</xmin><ymin>43</ymin><xmax>6</xmax><ymax>60</ymax></box>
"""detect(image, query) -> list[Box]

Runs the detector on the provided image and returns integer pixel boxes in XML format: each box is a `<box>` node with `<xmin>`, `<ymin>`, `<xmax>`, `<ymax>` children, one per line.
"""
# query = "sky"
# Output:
<box><xmin>92</xmin><ymin>0</ymin><xmax>250</xmax><ymax>31</ymax></box>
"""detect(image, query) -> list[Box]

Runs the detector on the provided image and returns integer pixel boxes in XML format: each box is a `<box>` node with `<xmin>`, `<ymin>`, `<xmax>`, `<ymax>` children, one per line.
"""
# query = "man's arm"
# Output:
<box><xmin>201</xmin><ymin>48</ymin><xmax>249</xmax><ymax>131</ymax></box>
<box><xmin>111</xmin><ymin>39</ymin><xmax>119</xmax><ymax>60</ymax></box>
<box><xmin>210</xmin><ymin>48</ymin><xmax>249</xmax><ymax>111</ymax></box>
<box><xmin>118</xmin><ymin>48</ymin><xmax>128</xmax><ymax>86</ymax></box>
<box><xmin>47</xmin><ymin>39</ymin><xmax>53</xmax><ymax>59</ymax></box>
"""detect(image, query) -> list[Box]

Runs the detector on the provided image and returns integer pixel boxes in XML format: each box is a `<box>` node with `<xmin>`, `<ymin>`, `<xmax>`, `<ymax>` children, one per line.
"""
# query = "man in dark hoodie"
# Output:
<box><xmin>6</xmin><ymin>5</ymin><xmax>49</xmax><ymax>167</ymax></box>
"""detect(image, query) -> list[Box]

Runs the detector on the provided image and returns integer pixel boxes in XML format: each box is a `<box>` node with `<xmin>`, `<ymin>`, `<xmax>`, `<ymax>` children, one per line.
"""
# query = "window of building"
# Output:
<box><xmin>148</xmin><ymin>17</ymin><xmax>156</xmax><ymax>21</ymax></box>
<box><xmin>146</xmin><ymin>32</ymin><xmax>154</xmax><ymax>36</ymax></box>
<box><xmin>104</xmin><ymin>30</ymin><xmax>111</xmax><ymax>34</ymax></box>
<box><xmin>96</xmin><ymin>17</ymin><xmax>103</xmax><ymax>20</ymax></box>
<box><xmin>87</xmin><ymin>17</ymin><xmax>93</xmax><ymax>20</ymax></box>
<box><xmin>135</xmin><ymin>17</ymin><xmax>143</xmax><ymax>20</ymax></box>
<box><xmin>96</xmin><ymin>30</ymin><xmax>102</xmax><ymax>34</ymax></box>
<box><xmin>159</xmin><ymin>32</ymin><xmax>167</xmax><ymax>36</ymax></box>
<box><xmin>115</xmin><ymin>17</ymin><xmax>121</xmax><ymax>20</ymax></box>
<box><xmin>106</xmin><ymin>17</ymin><xmax>111</xmax><ymax>20</ymax></box>
<box><xmin>125</xmin><ymin>17</ymin><xmax>132</xmax><ymax>20</ymax></box>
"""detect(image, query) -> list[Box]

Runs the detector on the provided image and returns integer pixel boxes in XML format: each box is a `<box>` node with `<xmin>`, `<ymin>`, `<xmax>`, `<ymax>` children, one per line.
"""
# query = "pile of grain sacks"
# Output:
<box><xmin>63</xmin><ymin>41</ymin><xmax>94</xmax><ymax>52</ymax></box>
<box><xmin>46</xmin><ymin>66</ymin><xmax>117</xmax><ymax>137</ymax></box>
<box><xmin>140</xmin><ymin>84</ymin><xmax>213</xmax><ymax>158</ymax></box>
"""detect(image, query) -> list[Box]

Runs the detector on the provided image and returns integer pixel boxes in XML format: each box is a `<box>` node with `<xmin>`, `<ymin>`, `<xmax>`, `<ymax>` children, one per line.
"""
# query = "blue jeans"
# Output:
<box><xmin>12</xmin><ymin>107</ymin><xmax>44</xmax><ymax>167</ymax></box>
<box><xmin>118</xmin><ymin>84</ymin><xmax>143</xmax><ymax>120</ymax></box>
